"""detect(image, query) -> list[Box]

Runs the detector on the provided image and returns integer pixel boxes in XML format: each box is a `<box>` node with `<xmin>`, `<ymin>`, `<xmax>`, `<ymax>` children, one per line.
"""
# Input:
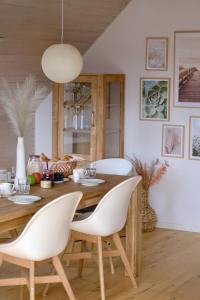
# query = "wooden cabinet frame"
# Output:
<box><xmin>52</xmin><ymin>74</ymin><xmax>125</xmax><ymax>161</ymax></box>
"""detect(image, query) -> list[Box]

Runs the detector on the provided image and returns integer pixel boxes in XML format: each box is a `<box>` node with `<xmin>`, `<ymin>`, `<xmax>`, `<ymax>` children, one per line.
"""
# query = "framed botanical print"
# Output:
<box><xmin>140</xmin><ymin>78</ymin><xmax>170</xmax><ymax>121</ymax></box>
<box><xmin>162</xmin><ymin>124</ymin><xmax>184</xmax><ymax>158</ymax></box>
<box><xmin>145</xmin><ymin>37</ymin><xmax>168</xmax><ymax>71</ymax></box>
<box><xmin>174</xmin><ymin>31</ymin><xmax>200</xmax><ymax>108</ymax></box>
<box><xmin>189</xmin><ymin>116</ymin><xmax>200</xmax><ymax>160</ymax></box>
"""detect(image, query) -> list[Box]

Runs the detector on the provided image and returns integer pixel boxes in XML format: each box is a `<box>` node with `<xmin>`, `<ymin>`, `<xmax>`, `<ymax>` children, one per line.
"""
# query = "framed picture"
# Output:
<box><xmin>145</xmin><ymin>37</ymin><xmax>168</xmax><ymax>70</ymax></box>
<box><xmin>162</xmin><ymin>124</ymin><xmax>184</xmax><ymax>158</ymax></box>
<box><xmin>189</xmin><ymin>116</ymin><xmax>200</xmax><ymax>160</ymax></box>
<box><xmin>174</xmin><ymin>31</ymin><xmax>200</xmax><ymax>108</ymax></box>
<box><xmin>140</xmin><ymin>78</ymin><xmax>170</xmax><ymax>121</ymax></box>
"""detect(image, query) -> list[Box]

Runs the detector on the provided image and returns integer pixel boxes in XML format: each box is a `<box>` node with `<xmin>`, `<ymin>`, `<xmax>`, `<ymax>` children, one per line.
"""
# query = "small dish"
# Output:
<box><xmin>53</xmin><ymin>180</ymin><xmax>64</xmax><ymax>184</ymax></box>
<box><xmin>8</xmin><ymin>195</ymin><xmax>41</xmax><ymax>205</ymax></box>
<box><xmin>81</xmin><ymin>182</ymin><xmax>99</xmax><ymax>187</ymax></box>
<box><xmin>79</xmin><ymin>179</ymin><xmax>105</xmax><ymax>184</ymax></box>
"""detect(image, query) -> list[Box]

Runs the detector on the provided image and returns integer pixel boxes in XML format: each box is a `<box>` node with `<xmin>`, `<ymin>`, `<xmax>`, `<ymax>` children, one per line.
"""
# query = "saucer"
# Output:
<box><xmin>79</xmin><ymin>178</ymin><xmax>105</xmax><ymax>187</ymax></box>
<box><xmin>79</xmin><ymin>179</ymin><xmax>105</xmax><ymax>184</ymax></box>
<box><xmin>8</xmin><ymin>195</ymin><xmax>41</xmax><ymax>205</ymax></box>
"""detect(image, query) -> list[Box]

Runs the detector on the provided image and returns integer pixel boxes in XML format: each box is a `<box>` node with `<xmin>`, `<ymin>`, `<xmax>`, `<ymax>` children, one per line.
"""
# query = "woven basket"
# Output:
<box><xmin>48</xmin><ymin>161</ymin><xmax>77</xmax><ymax>177</ymax></box>
<box><xmin>41</xmin><ymin>160</ymin><xmax>77</xmax><ymax>178</ymax></box>
<box><xmin>141</xmin><ymin>189</ymin><xmax>157</xmax><ymax>232</ymax></box>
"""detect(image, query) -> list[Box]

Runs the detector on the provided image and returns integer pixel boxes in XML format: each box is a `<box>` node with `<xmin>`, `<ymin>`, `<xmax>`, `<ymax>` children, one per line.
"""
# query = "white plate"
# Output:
<box><xmin>8</xmin><ymin>195</ymin><xmax>41</xmax><ymax>205</ymax></box>
<box><xmin>79</xmin><ymin>179</ymin><xmax>105</xmax><ymax>184</ymax></box>
<box><xmin>81</xmin><ymin>182</ymin><xmax>99</xmax><ymax>187</ymax></box>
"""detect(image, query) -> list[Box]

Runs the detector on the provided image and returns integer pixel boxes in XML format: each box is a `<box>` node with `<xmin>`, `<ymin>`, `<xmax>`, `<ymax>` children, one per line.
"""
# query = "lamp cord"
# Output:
<box><xmin>61</xmin><ymin>0</ymin><xmax>64</xmax><ymax>43</ymax></box>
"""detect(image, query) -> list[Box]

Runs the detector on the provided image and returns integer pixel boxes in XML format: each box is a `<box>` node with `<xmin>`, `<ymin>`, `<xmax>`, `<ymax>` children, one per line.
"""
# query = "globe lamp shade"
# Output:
<box><xmin>41</xmin><ymin>44</ymin><xmax>83</xmax><ymax>83</ymax></box>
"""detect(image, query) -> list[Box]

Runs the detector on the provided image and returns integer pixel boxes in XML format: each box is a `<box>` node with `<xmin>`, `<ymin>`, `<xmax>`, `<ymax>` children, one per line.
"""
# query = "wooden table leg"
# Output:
<box><xmin>126</xmin><ymin>182</ymin><xmax>142</xmax><ymax>277</ymax></box>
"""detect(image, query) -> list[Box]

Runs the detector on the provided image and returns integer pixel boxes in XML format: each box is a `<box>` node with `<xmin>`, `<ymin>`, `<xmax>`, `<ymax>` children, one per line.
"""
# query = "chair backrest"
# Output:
<box><xmin>92</xmin><ymin>158</ymin><xmax>133</xmax><ymax>176</ymax></box>
<box><xmin>12</xmin><ymin>192</ymin><xmax>82</xmax><ymax>261</ymax></box>
<box><xmin>73</xmin><ymin>177</ymin><xmax>141</xmax><ymax>236</ymax></box>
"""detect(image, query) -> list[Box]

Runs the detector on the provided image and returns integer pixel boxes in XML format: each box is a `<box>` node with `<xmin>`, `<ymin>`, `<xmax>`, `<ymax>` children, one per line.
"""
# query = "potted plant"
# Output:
<box><xmin>129</xmin><ymin>156</ymin><xmax>169</xmax><ymax>232</ymax></box>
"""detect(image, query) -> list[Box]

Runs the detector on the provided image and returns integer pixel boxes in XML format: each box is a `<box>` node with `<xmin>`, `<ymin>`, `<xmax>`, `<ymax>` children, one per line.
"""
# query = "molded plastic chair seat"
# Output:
<box><xmin>0</xmin><ymin>192</ymin><xmax>83</xmax><ymax>300</ymax></box>
<box><xmin>77</xmin><ymin>158</ymin><xmax>133</xmax><ymax>215</ymax></box>
<box><xmin>69</xmin><ymin>176</ymin><xmax>141</xmax><ymax>300</ymax></box>
<box><xmin>93</xmin><ymin>158</ymin><xmax>133</xmax><ymax>175</ymax></box>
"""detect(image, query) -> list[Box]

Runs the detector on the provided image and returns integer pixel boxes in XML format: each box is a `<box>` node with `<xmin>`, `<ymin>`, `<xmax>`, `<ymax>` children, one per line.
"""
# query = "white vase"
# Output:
<box><xmin>14</xmin><ymin>137</ymin><xmax>26</xmax><ymax>187</ymax></box>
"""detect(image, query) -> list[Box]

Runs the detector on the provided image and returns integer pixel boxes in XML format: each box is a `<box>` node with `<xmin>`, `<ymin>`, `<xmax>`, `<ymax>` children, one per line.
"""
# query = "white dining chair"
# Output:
<box><xmin>68</xmin><ymin>176</ymin><xmax>141</xmax><ymax>300</ymax></box>
<box><xmin>92</xmin><ymin>158</ymin><xmax>133</xmax><ymax>175</ymax></box>
<box><xmin>0</xmin><ymin>191</ymin><xmax>82</xmax><ymax>300</ymax></box>
<box><xmin>77</xmin><ymin>158</ymin><xmax>133</xmax><ymax>215</ymax></box>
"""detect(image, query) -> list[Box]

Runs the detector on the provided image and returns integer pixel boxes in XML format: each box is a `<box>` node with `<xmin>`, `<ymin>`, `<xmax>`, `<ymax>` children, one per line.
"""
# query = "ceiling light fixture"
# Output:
<box><xmin>41</xmin><ymin>0</ymin><xmax>83</xmax><ymax>83</ymax></box>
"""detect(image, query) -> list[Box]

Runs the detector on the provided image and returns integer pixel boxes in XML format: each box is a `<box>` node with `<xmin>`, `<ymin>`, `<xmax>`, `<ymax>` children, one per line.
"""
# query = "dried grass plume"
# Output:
<box><xmin>128</xmin><ymin>156</ymin><xmax>169</xmax><ymax>190</ymax></box>
<box><xmin>0</xmin><ymin>74</ymin><xmax>49</xmax><ymax>137</ymax></box>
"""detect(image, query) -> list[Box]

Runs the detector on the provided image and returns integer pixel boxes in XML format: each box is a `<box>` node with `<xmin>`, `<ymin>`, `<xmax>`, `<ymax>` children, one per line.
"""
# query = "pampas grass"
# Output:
<box><xmin>128</xmin><ymin>156</ymin><xmax>169</xmax><ymax>190</ymax></box>
<box><xmin>0</xmin><ymin>74</ymin><xmax>48</xmax><ymax>137</ymax></box>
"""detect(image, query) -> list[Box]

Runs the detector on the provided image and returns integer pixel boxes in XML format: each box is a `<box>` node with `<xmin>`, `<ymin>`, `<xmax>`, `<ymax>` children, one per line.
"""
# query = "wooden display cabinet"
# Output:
<box><xmin>52</xmin><ymin>74</ymin><xmax>125</xmax><ymax>162</ymax></box>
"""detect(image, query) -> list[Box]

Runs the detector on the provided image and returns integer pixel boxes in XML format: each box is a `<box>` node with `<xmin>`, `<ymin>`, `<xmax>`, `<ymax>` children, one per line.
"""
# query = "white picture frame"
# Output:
<box><xmin>145</xmin><ymin>37</ymin><xmax>168</xmax><ymax>71</ymax></box>
<box><xmin>162</xmin><ymin>124</ymin><xmax>184</xmax><ymax>158</ymax></box>
<box><xmin>174</xmin><ymin>31</ymin><xmax>200</xmax><ymax>108</ymax></box>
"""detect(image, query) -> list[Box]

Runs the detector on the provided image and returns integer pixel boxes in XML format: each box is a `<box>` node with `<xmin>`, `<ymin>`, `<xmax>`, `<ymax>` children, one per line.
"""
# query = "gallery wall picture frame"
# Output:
<box><xmin>162</xmin><ymin>124</ymin><xmax>185</xmax><ymax>158</ymax></box>
<box><xmin>145</xmin><ymin>37</ymin><xmax>168</xmax><ymax>71</ymax></box>
<box><xmin>189</xmin><ymin>116</ymin><xmax>200</xmax><ymax>160</ymax></box>
<box><xmin>174</xmin><ymin>31</ymin><xmax>200</xmax><ymax>108</ymax></box>
<box><xmin>140</xmin><ymin>77</ymin><xmax>170</xmax><ymax>121</ymax></box>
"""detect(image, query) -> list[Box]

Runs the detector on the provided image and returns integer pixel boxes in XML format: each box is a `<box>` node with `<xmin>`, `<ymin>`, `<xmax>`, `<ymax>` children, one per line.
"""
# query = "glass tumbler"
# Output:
<box><xmin>18</xmin><ymin>179</ymin><xmax>30</xmax><ymax>195</ymax></box>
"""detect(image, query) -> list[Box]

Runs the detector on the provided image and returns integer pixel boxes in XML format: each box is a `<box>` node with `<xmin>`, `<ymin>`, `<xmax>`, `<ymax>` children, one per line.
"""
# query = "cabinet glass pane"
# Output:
<box><xmin>104</xmin><ymin>81</ymin><xmax>121</xmax><ymax>158</ymax></box>
<box><xmin>63</xmin><ymin>82</ymin><xmax>91</xmax><ymax>155</ymax></box>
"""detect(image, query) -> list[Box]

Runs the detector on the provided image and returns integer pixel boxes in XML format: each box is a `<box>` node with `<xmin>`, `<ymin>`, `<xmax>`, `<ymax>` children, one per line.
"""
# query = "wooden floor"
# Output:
<box><xmin>1</xmin><ymin>228</ymin><xmax>200</xmax><ymax>299</ymax></box>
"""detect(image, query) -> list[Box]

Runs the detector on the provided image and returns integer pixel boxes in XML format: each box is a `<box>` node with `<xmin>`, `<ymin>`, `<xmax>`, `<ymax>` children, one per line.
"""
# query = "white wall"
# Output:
<box><xmin>35</xmin><ymin>93</ymin><xmax>52</xmax><ymax>158</ymax></box>
<box><xmin>83</xmin><ymin>0</ymin><xmax>200</xmax><ymax>232</ymax></box>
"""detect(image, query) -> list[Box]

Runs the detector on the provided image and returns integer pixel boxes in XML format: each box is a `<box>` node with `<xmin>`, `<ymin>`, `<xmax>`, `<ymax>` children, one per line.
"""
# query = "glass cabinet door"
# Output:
<box><xmin>62</xmin><ymin>80</ymin><xmax>95</xmax><ymax>159</ymax></box>
<box><xmin>53</xmin><ymin>74</ymin><xmax>124</xmax><ymax>161</ymax></box>
<box><xmin>104</xmin><ymin>76</ymin><xmax>124</xmax><ymax>158</ymax></box>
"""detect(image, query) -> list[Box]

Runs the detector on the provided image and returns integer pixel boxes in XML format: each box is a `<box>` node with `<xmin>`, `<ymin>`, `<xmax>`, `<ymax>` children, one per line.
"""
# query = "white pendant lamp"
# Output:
<box><xmin>41</xmin><ymin>0</ymin><xmax>83</xmax><ymax>83</ymax></box>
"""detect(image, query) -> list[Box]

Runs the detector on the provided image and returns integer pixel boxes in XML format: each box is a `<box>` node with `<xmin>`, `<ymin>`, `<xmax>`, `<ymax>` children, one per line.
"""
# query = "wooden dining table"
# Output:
<box><xmin>0</xmin><ymin>174</ymin><xmax>142</xmax><ymax>276</ymax></box>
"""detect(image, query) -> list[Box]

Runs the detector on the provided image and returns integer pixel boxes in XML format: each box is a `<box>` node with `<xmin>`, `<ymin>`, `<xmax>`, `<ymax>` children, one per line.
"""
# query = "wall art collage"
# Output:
<box><xmin>141</xmin><ymin>31</ymin><xmax>200</xmax><ymax>160</ymax></box>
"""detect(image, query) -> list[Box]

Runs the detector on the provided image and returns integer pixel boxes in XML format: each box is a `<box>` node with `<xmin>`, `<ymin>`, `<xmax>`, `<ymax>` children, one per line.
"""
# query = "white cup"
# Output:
<box><xmin>72</xmin><ymin>169</ymin><xmax>84</xmax><ymax>183</ymax></box>
<box><xmin>0</xmin><ymin>183</ymin><xmax>15</xmax><ymax>195</ymax></box>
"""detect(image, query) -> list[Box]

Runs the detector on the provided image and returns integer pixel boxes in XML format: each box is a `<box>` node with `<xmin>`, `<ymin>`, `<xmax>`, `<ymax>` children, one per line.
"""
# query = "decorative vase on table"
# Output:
<box><xmin>14</xmin><ymin>137</ymin><xmax>26</xmax><ymax>187</ymax></box>
<box><xmin>0</xmin><ymin>75</ymin><xmax>48</xmax><ymax>188</ymax></box>
<box><xmin>141</xmin><ymin>189</ymin><xmax>157</xmax><ymax>232</ymax></box>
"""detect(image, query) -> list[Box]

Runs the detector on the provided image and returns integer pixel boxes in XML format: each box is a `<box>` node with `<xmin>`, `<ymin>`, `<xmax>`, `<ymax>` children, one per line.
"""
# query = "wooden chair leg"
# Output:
<box><xmin>43</xmin><ymin>251</ymin><xmax>66</xmax><ymax>297</ymax></box>
<box><xmin>113</xmin><ymin>233</ymin><xmax>137</xmax><ymax>288</ymax></box>
<box><xmin>52</xmin><ymin>256</ymin><xmax>76</xmax><ymax>300</ymax></box>
<box><xmin>105</xmin><ymin>241</ymin><xmax>115</xmax><ymax>274</ymax></box>
<box><xmin>97</xmin><ymin>236</ymin><xmax>105</xmax><ymax>300</ymax></box>
<box><xmin>78</xmin><ymin>241</ymin><xmax>86</xmax><ymax>278</ymax></box>
<box><xmin>42</xmin><ymin>265</ymin><xmax>55</xmax><ymax>297</ymax></box>
<box><xmin>29</xmin><ymin>261</ymin><xmax>35</xmax><ymax>300</ymax></box>
<box><xmin>0</xmin><ymin>253</ymin><xmax>3</xmax><ymax>267</ymax></box>
<box><xmin>66</xmin><ymin>238</ymin><xmax>76</xmax><ymax>267</ymax></box>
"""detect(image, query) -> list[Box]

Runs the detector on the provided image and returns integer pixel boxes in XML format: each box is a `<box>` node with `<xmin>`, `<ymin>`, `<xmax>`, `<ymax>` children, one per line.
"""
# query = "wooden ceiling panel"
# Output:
<box><xmin>0</xmin><ymin>0</ymin><xmax>131</xmax><ymax>83</ymax></box>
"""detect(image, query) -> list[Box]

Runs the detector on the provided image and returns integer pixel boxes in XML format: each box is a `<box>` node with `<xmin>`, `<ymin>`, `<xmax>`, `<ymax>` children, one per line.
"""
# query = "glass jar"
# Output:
<box><xmin>27</xmin><ymin>155</ymin><xmax>41</xmax><ymax>175</ymax></box>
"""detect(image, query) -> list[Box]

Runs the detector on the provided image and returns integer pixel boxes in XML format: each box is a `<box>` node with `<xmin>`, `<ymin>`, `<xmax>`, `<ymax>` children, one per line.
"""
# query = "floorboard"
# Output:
<box><xmin>0</xmin><ymin>228</ymin><xmax>200</xmax><ymax>299</ymax></box>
